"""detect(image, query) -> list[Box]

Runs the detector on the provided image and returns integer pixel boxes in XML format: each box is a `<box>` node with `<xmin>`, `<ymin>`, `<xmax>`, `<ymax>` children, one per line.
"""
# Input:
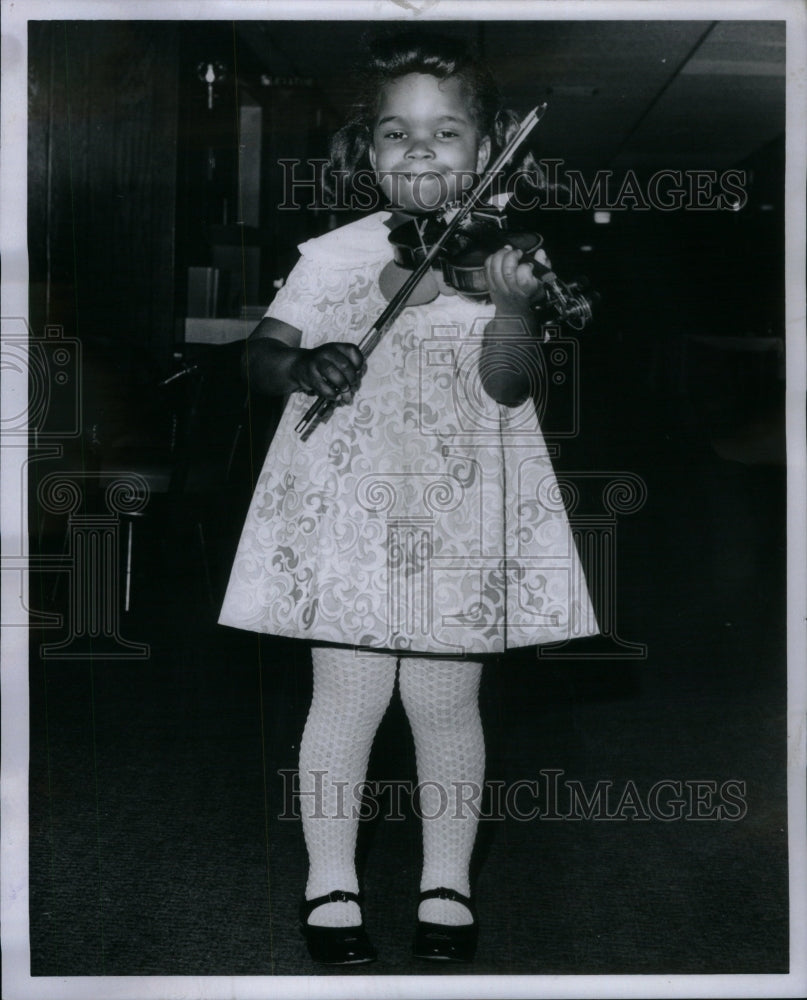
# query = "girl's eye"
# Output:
<box><xmin>384</xmin><ymin>131</ymin><xmax>406</xmax><ymax>141</ymax></box>
<box><xmin>436</xmin><ymin>130</ymin><xmax>459</xmax><ymax>139</ymax></box>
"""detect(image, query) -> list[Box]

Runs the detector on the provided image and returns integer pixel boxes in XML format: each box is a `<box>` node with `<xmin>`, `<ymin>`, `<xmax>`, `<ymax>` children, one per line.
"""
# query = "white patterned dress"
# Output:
<box><xmin>219</xmin><ymin>212</ymin><xmax>598</xmax><ymax>656</ymax></box>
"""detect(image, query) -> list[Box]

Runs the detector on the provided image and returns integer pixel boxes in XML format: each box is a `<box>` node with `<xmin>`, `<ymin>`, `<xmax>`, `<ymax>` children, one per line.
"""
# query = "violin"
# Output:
<box><xmin>295</xmin><ymin>103</ymin><xmax>593</xmax><ymax>440</ymax></box>
<box><xmin>383</xmin><ymin>206</ymin><xmax>597</xmax><ymax>329</ymax></box>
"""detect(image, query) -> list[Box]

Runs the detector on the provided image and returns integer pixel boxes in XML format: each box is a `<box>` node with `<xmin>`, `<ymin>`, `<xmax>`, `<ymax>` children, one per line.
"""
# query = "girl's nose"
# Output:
<box><xmin>405</xmin><ymin>138</ymin><xmax>435</xmax><ymax>159</ymax></box>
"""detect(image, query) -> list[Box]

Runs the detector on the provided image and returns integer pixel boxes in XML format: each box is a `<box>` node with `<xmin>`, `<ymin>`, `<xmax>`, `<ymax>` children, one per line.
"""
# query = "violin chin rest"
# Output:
<box><xmin>379</xmin><ymin>260</ymin><xmax>441</xmax><ymax>306</ymax></box>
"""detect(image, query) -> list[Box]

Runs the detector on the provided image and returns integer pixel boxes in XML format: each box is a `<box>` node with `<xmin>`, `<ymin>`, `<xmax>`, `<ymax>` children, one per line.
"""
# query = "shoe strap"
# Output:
<box><xmin>418</xmin><ymin>886</ymin><xmax>476</xmax><ymax>917</ymax></box>
<box><xmin>300</xmin><ymin>890</ymin><xmax>363</xmax><ymax>921</ymax></box>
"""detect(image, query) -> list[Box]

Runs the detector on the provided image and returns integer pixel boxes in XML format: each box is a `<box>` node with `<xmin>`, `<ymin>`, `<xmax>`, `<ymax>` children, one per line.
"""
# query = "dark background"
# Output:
<box><xmin>26</xmin><ymin>18</ymin><xmax>788</xmax><ymax>978</ymax></box>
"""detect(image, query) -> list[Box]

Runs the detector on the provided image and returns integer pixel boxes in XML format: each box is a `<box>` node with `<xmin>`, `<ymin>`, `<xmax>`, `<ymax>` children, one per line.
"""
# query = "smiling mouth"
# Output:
<box><xmin>379</xmin><ymin>171</ymin><xmax>457</xmax><ymax>211</ymax></box>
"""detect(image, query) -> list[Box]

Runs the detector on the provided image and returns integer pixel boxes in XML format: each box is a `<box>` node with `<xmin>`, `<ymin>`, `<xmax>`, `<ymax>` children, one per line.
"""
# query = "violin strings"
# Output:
<box><xmin>416</xmin><ymin>218</ymin><xmax>429</xmax><ymax>257</ymax></box>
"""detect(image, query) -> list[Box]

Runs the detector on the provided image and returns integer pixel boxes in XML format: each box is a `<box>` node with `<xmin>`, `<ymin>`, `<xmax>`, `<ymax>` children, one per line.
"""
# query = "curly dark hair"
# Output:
<box><xmin>325</xmin><ymin>28</ymin><xmax>546</xmax><ymax>207</ymax></box>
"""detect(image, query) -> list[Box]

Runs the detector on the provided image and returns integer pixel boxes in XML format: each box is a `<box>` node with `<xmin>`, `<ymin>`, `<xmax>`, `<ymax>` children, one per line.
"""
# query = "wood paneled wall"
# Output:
<box><xmin>28</xmin><ymin>22</ymin><xmax>180</xmax><ymax>368</ymax></box>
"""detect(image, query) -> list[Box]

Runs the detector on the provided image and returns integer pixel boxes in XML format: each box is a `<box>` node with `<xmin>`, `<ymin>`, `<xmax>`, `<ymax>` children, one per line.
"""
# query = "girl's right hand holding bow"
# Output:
<box><xmin>290</xmin><ymin>343</ymin><xmax>366</xmax><ymax>404</ymax></box>
<box><xmin>242</xmin><ymin>317</ymin><xmax>365</xmax><ymax>403</ymax></box>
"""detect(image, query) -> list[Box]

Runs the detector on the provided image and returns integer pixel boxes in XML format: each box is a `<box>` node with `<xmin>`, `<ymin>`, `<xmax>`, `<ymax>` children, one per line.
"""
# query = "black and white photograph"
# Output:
<box><xmin>2</xmin><ymin>1</ymin><xmax>805</xmax><ymax>998</ymax></box>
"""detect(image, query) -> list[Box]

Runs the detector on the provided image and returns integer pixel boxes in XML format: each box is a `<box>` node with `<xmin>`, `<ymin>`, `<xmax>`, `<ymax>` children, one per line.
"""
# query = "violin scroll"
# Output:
<box><xmin>533</xmin><ymin>266</ymin><xmax>599</xmax><ymax>332</ymax></box>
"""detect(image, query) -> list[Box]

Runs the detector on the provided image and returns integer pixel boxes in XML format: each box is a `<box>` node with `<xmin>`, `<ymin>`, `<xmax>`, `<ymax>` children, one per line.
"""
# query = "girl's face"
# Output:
<box><xmin>369</xmin><ymin>73</ymin><xmax>491</xmax><ymax>214</ymax></box>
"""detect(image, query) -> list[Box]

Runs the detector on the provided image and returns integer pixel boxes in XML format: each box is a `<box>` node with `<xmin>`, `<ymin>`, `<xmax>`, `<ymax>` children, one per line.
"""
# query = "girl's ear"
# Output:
<box><xmin>368</xmin><ymin>145</ymin><xmax>377</xmax><ymax>171</ymax></box>
<box><xmin>476</xmin><ymin>135</ymin><xmax>491</xmax><ymax>174</ymax></box>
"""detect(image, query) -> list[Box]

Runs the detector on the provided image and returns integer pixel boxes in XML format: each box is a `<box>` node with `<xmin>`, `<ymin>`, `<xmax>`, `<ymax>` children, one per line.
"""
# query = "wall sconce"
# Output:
<box><xmin>197</xmin><ymin>61</ymin><xmax>227</xmax><ymax>110</ymax></box>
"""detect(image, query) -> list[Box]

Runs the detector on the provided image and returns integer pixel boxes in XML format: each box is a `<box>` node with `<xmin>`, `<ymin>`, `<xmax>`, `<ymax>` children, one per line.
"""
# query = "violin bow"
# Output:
<box><xmin>296</xmin><ymin>103</ymin><xmax>548</xmax><ymax>440</ymax></box>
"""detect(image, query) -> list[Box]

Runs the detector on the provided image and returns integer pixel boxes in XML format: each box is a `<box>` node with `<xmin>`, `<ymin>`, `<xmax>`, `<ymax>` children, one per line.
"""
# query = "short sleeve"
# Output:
<box><xmin>263</xmin><ymin>255</ymin><xmax>321</xmax><ymax>335</ymax></box>
<box><xmin>261</xmin><ymin>214</ymin><xmax>391</xmax><ymax>350</ymax></box>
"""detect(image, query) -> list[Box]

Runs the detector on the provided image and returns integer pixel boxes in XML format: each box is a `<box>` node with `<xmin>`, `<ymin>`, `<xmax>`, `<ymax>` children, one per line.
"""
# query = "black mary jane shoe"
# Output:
<box><xmin>413</xmin><ymin>887</ymin><xmax>478</xmax><ymax>963</ymax></box>
<box><xmin>299</xmin><ymin>890</ymin><xmax>377</xmax><ymax>965</ymax></box>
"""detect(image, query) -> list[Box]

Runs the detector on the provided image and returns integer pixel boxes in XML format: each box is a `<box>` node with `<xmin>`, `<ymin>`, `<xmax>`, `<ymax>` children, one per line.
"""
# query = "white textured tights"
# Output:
<box><xmin>299</xmin><ymin>646</ymin><xmax>484</xmax><ymax>928</ymax></box>
<box><xmin>400</xmin><ymin>656</ymin><xmax>484</xmax><ymax>926</ymax></box>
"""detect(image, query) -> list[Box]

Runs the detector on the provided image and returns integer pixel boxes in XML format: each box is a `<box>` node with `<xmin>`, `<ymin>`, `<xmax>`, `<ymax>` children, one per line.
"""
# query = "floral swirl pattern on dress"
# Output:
<box><xmin>219</xmin><ymin>213</ymin><xmax>599</xmax><ymax>655</ymax></box>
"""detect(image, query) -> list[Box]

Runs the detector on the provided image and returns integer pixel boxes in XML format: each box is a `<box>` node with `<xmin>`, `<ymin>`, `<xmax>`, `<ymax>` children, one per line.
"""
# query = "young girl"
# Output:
<box><xmin>219</xmin><ymin>30</ymin><xmax>598</xmax><ymax>965</ymax></box>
